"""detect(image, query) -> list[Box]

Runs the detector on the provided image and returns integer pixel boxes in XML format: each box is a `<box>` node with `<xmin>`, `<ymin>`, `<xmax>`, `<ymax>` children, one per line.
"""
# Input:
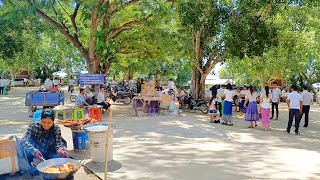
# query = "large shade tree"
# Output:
<box><xmin>221</xmin><ymin>1</ymin><xmax>320</xmax><ymax>87</ymax></box>
<box><xmin>25</xmin><ymin>0</ymin><xmax>174</xmax><ymax>74</ymax></box>
<box><xmin>178</xmin><ymin>0</ymin><xmax>229</xmax><ymax>98</ymax></box>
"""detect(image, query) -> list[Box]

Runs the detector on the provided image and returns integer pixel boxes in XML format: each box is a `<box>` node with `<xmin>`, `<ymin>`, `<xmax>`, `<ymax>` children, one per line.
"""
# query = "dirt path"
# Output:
<box><xmin>1</xmin><ymin>87</ymin><xmax>320</xmax><ymax>179</ymax></box>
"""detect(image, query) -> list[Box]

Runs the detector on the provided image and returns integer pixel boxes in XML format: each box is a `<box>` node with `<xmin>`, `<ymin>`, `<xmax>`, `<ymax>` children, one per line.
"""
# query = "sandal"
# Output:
<box><xmin>248</xmin><ymin>126</ymin><xmax>253</xmax><ymax>128</ymax></box>
<box><xmin>221</xmin><ymin>122</ymin><xmax>227</xmax><ymax>125</ymax></box>
<box><xmin>228</xmin><ymin>123</ymin><xmax>233</xmax><ymax>126</ymax></box>
<box><xmin>210</xmin><ymin>120</ymin><xmax>214</xmax><ymax>123</ymax></box>
<box><xmin>214</xmin><ymin>119</ymin><xmax>220</xmax><ymax>123</ymax></box>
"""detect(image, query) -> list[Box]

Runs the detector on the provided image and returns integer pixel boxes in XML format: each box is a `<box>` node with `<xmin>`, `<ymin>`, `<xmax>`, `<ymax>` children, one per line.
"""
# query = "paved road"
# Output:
<box><xmin>1</xmin><ymin>87</ymin><xmax>320</xmax><ymax>180</ymax></box>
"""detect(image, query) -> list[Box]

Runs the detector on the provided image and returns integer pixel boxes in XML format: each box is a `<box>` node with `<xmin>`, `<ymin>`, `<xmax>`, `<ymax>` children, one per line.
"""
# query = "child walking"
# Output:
<box><xmin>260</xmin><ymin>86</ymin><xmax>272</xmax><ymax>131</ymax></box>
<box><xmin>244</xmin><ymin>86</ymin><xmax>259</xmax><ymax>128</ymax></box>
<box><xmin>209</xmin><ymin>94</ymin><xmax>220</xmax><ymax>123</ymax></box>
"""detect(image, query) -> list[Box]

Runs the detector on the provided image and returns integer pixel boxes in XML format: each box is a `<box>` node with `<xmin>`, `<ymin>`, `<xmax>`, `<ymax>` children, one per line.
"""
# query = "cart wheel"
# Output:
<box><xmin>123</xmin><ymin>97</ymin><xmax>131</xmax><ymax>105</ymax></box>
<box><xmin>70</xmin><ymin>95</ymin><xmax>76</xmax><ymax>102</ymax></box>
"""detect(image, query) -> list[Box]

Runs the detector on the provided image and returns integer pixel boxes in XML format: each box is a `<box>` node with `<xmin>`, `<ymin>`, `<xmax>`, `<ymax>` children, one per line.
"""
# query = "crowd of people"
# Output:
<box><xmin>208</xmin><ymin>82</ymin><xmax>314</xmax><ymax>134</ymax></box>
<box><xmin>74</xmin><ymin>86</ymin><xmax>111</xmax><ymax>115</ymax></box>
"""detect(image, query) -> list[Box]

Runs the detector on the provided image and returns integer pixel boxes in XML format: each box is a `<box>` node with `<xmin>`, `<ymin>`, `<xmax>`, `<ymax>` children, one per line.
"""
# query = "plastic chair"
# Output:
<box><xmin>89</xmin><ymin>108</ymin><xmax>102</xmax><ymax>121</ymax></box>
<box><xmin>33</xmin><ymin>109</ymin><xmax>43</xmax><ymax>122</ymax></box>
<box><xmin>55</xmin><ymin>110</ymin><xmax>67</xmax><ymax>120</ymax></box>
<box><xmin>72</xmin><ymin>108</ymin><xmax>85</xmax><ymax>120</ymax></box>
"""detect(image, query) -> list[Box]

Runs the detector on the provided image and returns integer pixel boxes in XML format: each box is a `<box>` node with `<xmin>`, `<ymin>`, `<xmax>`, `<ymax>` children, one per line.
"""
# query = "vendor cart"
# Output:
<box><xmin>25</xmin><ymin>91</ymin><xmax>64</xmax><ymax>117</ymax></box>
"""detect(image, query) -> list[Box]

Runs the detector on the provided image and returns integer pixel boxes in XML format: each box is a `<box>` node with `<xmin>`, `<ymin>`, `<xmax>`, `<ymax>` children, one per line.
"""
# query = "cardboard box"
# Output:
<box><xmin>0</xmin><ymin>140</ymin><xmax>19</xmax><ymax>175</ymax></box>
<box><xmin>141</xmin><ymin>84</ymin><xmax>156</xmax><ymax>97</ymax></box>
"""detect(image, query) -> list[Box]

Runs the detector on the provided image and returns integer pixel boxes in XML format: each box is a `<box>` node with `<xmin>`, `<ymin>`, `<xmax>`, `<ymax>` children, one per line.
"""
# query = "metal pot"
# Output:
<box><xmin>32</xmin><ymin>158</ymin><xmax>81</xmax><ymax>179</ymax></box>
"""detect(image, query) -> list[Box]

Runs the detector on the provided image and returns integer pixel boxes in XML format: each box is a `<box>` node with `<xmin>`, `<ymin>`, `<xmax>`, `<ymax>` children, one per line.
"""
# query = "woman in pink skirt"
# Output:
<box><xmin>259</xmin><ymin>86</ymin><xmax>272</xmax><ymax>131</ymax></box>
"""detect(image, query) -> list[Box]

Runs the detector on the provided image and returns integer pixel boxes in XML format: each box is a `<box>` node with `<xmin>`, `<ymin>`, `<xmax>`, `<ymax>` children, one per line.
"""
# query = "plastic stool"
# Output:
<box><xmin>89</xmin><ymin>108</ymin><xmax>102</xmax><ymax>120</ymax></box>
<box><xmin>55</xmin><ymin>110</ymin><xmax>67</xmax><ymax>120</ymax></box>
<box><xmin>72</xmin><ymin>108</ymin><xmax>84</xmax><ymax>120</ymax></box>
<box><xmin>33</xmin><ymin>109</ymin><xmax>43</xmax><ymax>122</ymax></box>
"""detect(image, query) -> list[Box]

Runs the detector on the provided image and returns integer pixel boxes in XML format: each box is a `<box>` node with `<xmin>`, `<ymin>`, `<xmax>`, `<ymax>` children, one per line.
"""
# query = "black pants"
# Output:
<box><xmin>300</xmin><ymin>105</ymin><xmax>310</xmax><ymax>127</ymax></box>
<box><xmin>287</xmin><ymin>109</ymin><xmax>300</xmax><ymax>133</ymax></box>
<box><xmin>68</xmin><ymin>85</ymin><xmax>74</xmax><ymax>92</ymax></box>
<box><xmin>98</xmin><ymin>102</ymin><xmax>111</xmax><ymax>110</ymax></box>
<box><xmin>271</xmin><ymin>102</ymin><xmax>279</xmax><ymax>118</ymax></box>
<box><xmin>0</xmin><ymin>87</ymin><xmax>3</xmax><ymax>94</ymax></box>
<box><xmin>217</xmin><ymin>102</ymin><xmax>222</xmax><ymax>117</ymax></box>
<box><xmin>86</xmin><ymin>97</ymin><xmax>95</xmax><ymax>105</ymax></box>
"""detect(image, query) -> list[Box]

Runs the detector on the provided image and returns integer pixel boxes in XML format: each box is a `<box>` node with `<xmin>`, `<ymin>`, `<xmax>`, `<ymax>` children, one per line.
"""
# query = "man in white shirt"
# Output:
<box><xmin>37</xmin><ymin>78</ymin><xmax>41</xmax><ymax>86</ymax></box>
<box><xmin>0</xmin><ymin>77</ymin><xmax>4</xmax><ymax>95</ymax></box>
<box><xmin>216</xmin><ymin>85</ymin><xmax>226</xmax><ymax>117</ymax></box>
<box><xmin>44</xmin><ymin>77</ymin><xmax>53</xmax><ymax>91</ymax></box>
<box><xmin>167</xmin><ymin>79</ymin><xmax>175</xmax><ymax>90</ymax></box>
<box><xmin>85</xmin><ymin>87</ymin><xmax>95</xmax><ymax>105</ymax></box>
<box><xmin>270</xmin><ymin>82</ymin><xmax>281</xmax><ymax>120</ymax></box>
<box><xmin>53</xmin><ymin>78</ymin><xmax>59</xmax><ymax>88</ymax></box>
<box><xmin>23</xmin><ymin>78</ymin><xmax>28</xmax><ymax>86</ymax></box>
<box><xmin>286</xmin><ymin>85</ymin><xmax>303</xmax><ymax>135</ymax></box>
<box><xmin>97</xmin><ymin>86</ymin><xmax>111</xmax><ymax>113</ymax></box>
<box><xmin>300</xmin><ymin>85</ymin><xmax>312</xmax><ymax>127</ymax></box>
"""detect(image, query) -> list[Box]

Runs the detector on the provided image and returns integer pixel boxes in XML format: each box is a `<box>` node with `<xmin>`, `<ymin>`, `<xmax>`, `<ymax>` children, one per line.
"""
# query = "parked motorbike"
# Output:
<box><xmin>180</xmin><ymin>94</ymin><xmax>209</xmax><ymax>114</ymax></box>
<box><xmin>70</xmin><ymin>92</ymin><xmax>78</xmax><ymax>102</ymax></box>
<box><xmin>105</xmin><ymin>85</ymin><xmax>132</xmax><ymax>105</ymax></box>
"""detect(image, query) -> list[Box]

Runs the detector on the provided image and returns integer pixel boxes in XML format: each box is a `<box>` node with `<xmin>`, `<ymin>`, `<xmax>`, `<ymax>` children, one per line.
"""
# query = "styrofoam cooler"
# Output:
<box><xmin>89</xmin><ymin>130</ymin><xmax>113</xmax><ymax>162</ymax></box>
<box><xmin>82</xmin><ymin>123</ymin><xmax>114</xmax><ymax>163</ymax></box>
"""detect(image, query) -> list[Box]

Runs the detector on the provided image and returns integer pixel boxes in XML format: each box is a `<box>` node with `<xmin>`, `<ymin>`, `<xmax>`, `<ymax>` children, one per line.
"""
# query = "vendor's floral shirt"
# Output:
<box><xmin>21</xmin><ymin>122</ymin><xmax>64</xmax><ymax>156</ymax></box>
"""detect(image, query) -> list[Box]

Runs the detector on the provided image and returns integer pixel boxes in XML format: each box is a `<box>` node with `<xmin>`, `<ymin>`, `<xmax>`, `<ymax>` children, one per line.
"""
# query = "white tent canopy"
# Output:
<box><xmin>189</xmin><ymin>75</ymin><xmax>233</xmax><ymax>85</ymax></box>
<box><xmin>312</xmin><ymin>83</ymin><xmax>320</xmax><ymax>89</ymax></box>
<box><xmin>52</xmin><ymin>71</ymin><xmax>67</xmax><ymax>78</ymax></box>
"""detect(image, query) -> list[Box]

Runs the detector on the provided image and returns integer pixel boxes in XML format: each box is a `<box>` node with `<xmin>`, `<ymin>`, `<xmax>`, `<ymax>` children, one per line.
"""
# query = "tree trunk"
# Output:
<box><xmin>191</xmin><ymin>68</ymin><xmax>208</xmax><ymax>99</ymax></box>
<box><xmin>199</xmin><ymin>74</ymin><xmax>206</xmax><ymax>99</ymax></box>
<box><xmin>191</xmin><ymin>70</ymin><xmax>199</xmax><ymax>99</ymax></box>
<box><xmin>154</xmin><ymin>74</ymin><xmax>159</xmax><ymax>84</ymax></box>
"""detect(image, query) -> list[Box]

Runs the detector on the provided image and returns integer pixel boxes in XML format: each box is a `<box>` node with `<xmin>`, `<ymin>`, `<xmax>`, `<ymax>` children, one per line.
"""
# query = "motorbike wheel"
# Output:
<box><xmin>201</xmin><ymin>104</ymin><xmax>209</xmax><ymax>114</ymax></box>
<box><xmin>70</xmin><ymin>95</ymin><xmax>77</xmax><ymax>102</ymax></box>
<box><xmin>123</xmin><ymin>97</ymin><xmax>131</xmax><ymax>105</ymax></box>
<box><xmin>181</xmin><ymin>104</ymin><xmax>189</xmax><ymax>111</ymax></box>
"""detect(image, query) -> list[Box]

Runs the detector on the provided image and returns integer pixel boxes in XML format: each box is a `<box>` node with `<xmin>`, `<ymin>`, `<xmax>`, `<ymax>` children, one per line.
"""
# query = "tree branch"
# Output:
<box><xmin>190</xmin><ymin>60</ymin><xmax>204</xmax><ymax>75</ymax></box>
<box><xmin>30</xmin><ymin>6</ymin><xmax>89</xmax><ymax>61</ymax></box>
<box><xmin>70</xmin><ymin>3</ymin><xmax>80</xmax><ymax>36</ymax></box>
<box><xmin>107</xmin><ymin>19</ymin><xmax>140</xmax><ymax>40</ymax></box>
<box><xmin>57</xmin><ymin>0</ymin><xmax>70</xmax><ymax>16</ymax></box>
<box><xmin>109</xmin><ymin>0</ymin><xmax>142</xmax><ymax>19</ymax></box>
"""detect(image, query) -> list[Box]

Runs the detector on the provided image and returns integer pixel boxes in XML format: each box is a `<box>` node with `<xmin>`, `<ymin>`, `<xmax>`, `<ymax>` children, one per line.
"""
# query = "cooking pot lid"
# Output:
<box><xmin>82</xmin><ymin>123</ymin><xmax>114</xmax><ymax>132</ymax></box>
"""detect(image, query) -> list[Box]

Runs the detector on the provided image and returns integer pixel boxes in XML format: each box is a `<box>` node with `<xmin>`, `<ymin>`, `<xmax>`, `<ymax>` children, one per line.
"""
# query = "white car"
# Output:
<box><xmin>11</xmin><ymin>78</ymin><xmax>24</xmax><ymax>87</ymax></box>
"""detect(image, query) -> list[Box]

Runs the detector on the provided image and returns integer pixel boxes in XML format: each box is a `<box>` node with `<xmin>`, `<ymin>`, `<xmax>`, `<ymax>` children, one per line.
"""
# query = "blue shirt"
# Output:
<box><xmin>75</xmin><ymin>94</ymin><xmax>85</xmax><ymax>106</ymax></box>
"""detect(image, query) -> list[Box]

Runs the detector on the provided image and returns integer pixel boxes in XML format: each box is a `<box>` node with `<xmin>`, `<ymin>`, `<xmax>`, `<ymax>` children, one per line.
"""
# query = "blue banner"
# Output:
<box><xmin>77</xmin><ymin>74</ymin><xmax>105</xmax><ymax>85</ymax></box>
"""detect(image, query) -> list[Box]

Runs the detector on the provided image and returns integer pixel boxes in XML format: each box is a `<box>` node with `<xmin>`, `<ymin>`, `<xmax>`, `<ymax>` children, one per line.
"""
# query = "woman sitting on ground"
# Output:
<box><xmin>21</xmin><ymin>109</ymin><xmax>68</xmax><ymax>172</ymax></box>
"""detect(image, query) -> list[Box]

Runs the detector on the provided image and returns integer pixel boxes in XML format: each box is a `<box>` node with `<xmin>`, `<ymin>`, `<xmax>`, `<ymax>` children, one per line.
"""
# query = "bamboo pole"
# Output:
<box><xmin>104</xmin><ymin>109</ymin><xmax>112</xmax><ymax>180</ymax></box>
